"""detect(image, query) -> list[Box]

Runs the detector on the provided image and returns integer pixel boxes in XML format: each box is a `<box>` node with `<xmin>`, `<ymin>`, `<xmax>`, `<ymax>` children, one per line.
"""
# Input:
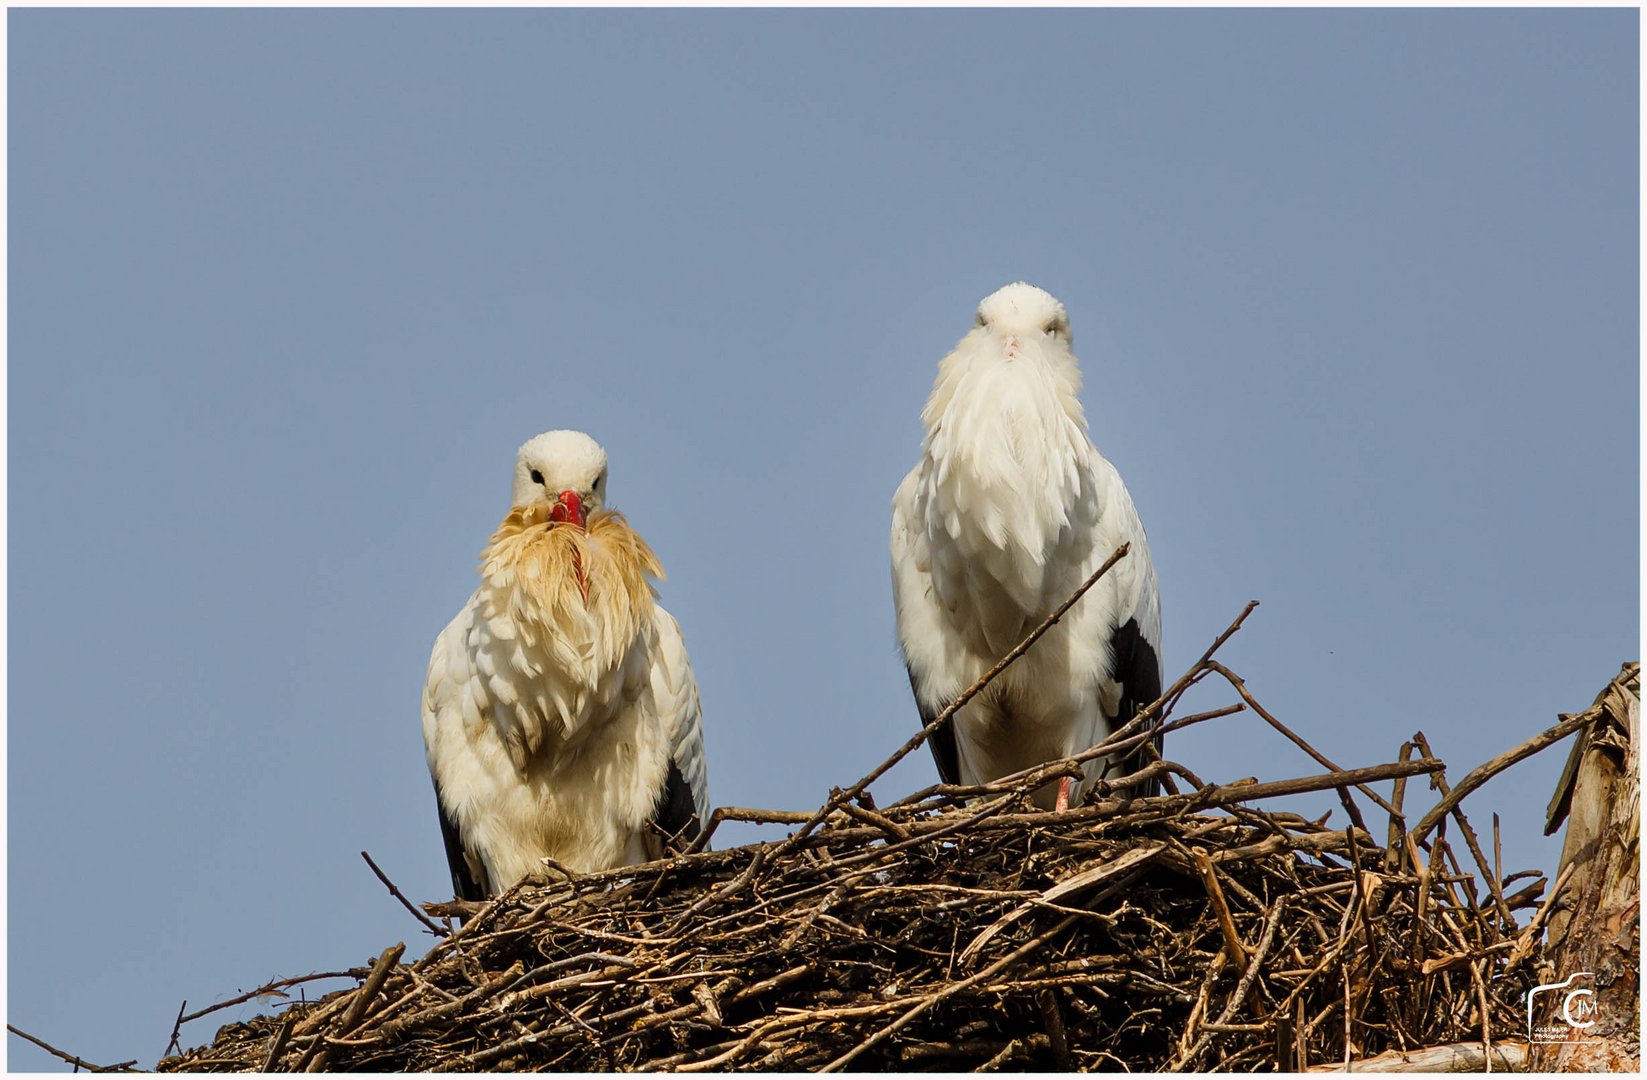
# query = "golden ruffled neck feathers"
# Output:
<box><xmin>479</xmin><ymin>506</ymin><xmax>663</xmax><ymax>647</ymax></box>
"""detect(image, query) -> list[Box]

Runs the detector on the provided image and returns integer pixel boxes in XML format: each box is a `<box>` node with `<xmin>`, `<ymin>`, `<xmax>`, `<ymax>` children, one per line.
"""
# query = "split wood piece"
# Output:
<box><xmin>1531</xmin><ymin>663</ymin><xmax>1639</xmax><ymax>1073</ymax></box>
<box><xmin>1305</xmin><ymin>1038</ymin><xmax>1529</xmax><ymax>1072</ymax></box>
<box><xmin>956</xmin><ymin>842</ymin><xmax>1165</xmax><ymax>967</ymax></box>
<box><xmin>1192</xmin><ymin>847</ymin><xmax>1250</xmax><ymax>968</ymax></box>
<box><xmin>296</xmin><ymin>942</ymin><xmax>403</xmax><ymax>1072</ymax></box>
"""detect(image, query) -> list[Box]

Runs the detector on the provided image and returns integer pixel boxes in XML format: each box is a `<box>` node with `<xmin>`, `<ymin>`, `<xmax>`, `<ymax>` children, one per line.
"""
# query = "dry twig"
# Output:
<box><xmin>8</xmin><ymin>1024</ymin><xmax>137</xmax><ymax>1073</ymax></box>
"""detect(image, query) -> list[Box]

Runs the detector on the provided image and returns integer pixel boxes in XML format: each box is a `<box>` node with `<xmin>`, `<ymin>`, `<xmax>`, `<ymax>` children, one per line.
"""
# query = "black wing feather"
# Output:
<box><xmin>1106</xmin><ymin>617</ymin><xmax>1164</xmax><ymax>796</ymax></box>
<box><xmin>906</xmin><ymin>665</ymin><xmax>961</xmax><ymax>785</ymax></box>
<box><xmin>434</xmin><ymin>790</ymin><xmax>487</xmax><ymax>903</ymax></box>
<box><xmin>651</xmin><ymin>758</ymin><xmax>702</xmax><ymax>851</ymax></box>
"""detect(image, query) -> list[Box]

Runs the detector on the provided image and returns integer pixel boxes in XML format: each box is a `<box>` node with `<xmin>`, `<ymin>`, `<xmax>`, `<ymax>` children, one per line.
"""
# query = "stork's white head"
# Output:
<box><xmin>922</xmin><ymin>282</ymin><xmax>1086</xmax><ymax>437</ymax></box>
<box><xmin>972</xmin><ymin>282</ymin><xmax>1072</xmax><ymax>345</ymax></box>
<box><xmin>511</xmin><ymin>430</ymin><xmax>609</xmax><ymax>528</ymax></box>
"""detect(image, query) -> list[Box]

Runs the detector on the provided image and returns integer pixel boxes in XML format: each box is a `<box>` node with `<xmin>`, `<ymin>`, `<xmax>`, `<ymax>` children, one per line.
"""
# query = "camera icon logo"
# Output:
<box><xmin>1527</xmin><ymin>972</ymin><xmax>1602</xmax><ymax>1045</ymax></box>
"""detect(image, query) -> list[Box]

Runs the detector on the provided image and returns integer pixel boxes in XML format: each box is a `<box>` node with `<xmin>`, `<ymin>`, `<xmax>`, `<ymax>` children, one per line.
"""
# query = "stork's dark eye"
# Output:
<box><xmin>974</xmin><ymin>312</ymin><xmax>987</xmax><ymax>328</ymax></box>
<box><xmin>530</xmin><ymin>469</ymin><xmax>545</xmax><ymax>485</ymax></box>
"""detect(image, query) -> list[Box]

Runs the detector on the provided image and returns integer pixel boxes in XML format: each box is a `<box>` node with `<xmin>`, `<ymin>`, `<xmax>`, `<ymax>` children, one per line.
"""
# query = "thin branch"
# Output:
<box><xmin>7</xmin><ymin>1025</ymin><xmax>136</xmax><ymax>1073</ymax></box>
<box><xmin>361</xmin><ymin>850</ymin><xmax>448</xmax><ymax>937</ymax></box>
<box><xmin>1186</xmin><ymin>759</ymin><xmax>1441</xmax><ymax>808</ymax></box>
<box><xmin>164</xmin><ymin>998</ymin><xmax>187</xmax><ymax>1060</ymax></box>
<box><xmin>178</xmin><ymin>970</ymin><xmax>366</xmax><ymax>1026</ymax></box>
<box><xmin>1205</xmin><ymin>660</ymin><xmax>1393</xmax><ymax>827</ymax></box>
<box><xmin>1410</xmin><ymin>707</ymin><xmax>1600</xmax><ymax>845</ymax></box>
<box><xmin>1409</xmin><ymin>736</ymin><xmax>1513</xmax><ymax>929</ymax></box>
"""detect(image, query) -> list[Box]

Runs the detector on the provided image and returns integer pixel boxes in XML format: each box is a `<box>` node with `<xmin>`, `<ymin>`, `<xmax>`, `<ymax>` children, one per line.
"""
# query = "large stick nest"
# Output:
<box><xmin>159</xmin><ymin>592</ymin><xmax>1610</xmax><ymax>1072</ymax></box>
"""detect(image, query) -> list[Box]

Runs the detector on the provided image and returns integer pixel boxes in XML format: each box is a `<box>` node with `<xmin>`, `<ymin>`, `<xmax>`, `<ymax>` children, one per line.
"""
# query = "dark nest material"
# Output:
<box><xmin>156</xmin><ymin>553</ymin><xmax>1595</xmax><ymax>1073</ymax></box>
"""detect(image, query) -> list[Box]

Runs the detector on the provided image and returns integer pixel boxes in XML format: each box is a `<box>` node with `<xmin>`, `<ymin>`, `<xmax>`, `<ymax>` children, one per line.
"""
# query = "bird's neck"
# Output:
<box><xmin>479</xmin><ymin>507</ymin><xmax>662</xmax><ymax>699</ymax></box>
<box><xmin>919</xmin><ymin>345</ymin><xmax>1100</xmax><ymax>614</ymax></box>
<box><xmin>922</xmin><ymin>334</ymin><xmax>1088</xmax><ymax>438</ymax></box>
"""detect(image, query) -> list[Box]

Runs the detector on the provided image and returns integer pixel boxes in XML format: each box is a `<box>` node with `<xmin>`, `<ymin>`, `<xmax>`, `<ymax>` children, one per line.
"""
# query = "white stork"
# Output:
<box><xmin>422</xmin><ymin>431</ymin><xmax>708</xmax><ymax>899</ymax></box>
<box><xmin>890</xmin><ymin>282</ymin><xmax>1162</xmax><ymax>810</ymax></box>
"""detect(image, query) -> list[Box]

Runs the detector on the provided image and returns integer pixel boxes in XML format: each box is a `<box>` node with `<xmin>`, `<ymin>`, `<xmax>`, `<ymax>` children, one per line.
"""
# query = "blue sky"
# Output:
<box><xmin>7</xmin><ymin>9</ymin><xmax>1638</xmax><ymax>1070</ymax></box>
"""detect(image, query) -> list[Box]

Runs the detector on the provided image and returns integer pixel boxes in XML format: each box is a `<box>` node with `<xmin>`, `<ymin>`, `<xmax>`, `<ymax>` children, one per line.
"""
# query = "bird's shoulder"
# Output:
<box><xmin>889</xmin><ymin>466</ymin><xmax>932</xmax><ymax>571</ymax></box>
<box><xmin>647</xmin><ymin>604</ymin><xmax>708</xmax><ymax>821</ymax></box>
<box><xmin>1076</xmin><ymin>453</ymin><xmax>1161</xmax><ymax>650</ymax></box>
<box><xmin>647</xmin><ymin>606</ymin><xmax>695</xmax><ymax>706</ymax></box>
<box><xmin>423</xmin><ymin>593</ymin><xmax>483</xmax><ymax>710</ymax></box>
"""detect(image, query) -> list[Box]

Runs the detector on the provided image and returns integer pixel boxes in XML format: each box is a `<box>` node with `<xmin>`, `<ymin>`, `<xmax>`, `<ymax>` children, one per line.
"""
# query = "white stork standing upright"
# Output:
<box><xmin>422</xmin><ymin>431</ymin><xmax>708</xmax><ymax>900</ymax></box>
<box><xmin>891</xmin><ymin>282</ymin><xmax>1162</xmax><ymax>811</ymax></box>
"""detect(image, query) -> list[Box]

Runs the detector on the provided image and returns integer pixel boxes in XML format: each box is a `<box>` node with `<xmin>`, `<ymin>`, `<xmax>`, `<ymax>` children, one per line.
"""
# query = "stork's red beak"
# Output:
<box><xmin>548</xmin><ymin>489</ymin><xmax>587</xmax><ymax>529</ymax></box>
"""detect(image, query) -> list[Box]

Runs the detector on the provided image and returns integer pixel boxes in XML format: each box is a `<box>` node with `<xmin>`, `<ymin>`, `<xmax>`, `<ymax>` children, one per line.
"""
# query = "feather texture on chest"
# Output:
<box><xmin>917</xmin><ymin>333</ymin><xmax>1102</xmax><ymax>646</ymax></box>
<box><xmin>471</xmin><ymin>505</ymin><xmax>663</xmax><ymax>772</ymax></box>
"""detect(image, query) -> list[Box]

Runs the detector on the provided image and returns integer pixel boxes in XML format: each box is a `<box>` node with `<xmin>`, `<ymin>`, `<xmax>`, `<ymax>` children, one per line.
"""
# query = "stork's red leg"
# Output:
<box><xmin>1056</xmin><ymin>775</ymin><xmax>1075</xmax><ymax>812</ymax></box>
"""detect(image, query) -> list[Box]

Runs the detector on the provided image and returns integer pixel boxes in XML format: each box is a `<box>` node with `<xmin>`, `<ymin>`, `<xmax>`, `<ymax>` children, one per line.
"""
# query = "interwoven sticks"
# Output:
<box><xmin>156</xmin><ymin>582</ymin><xmax>1596</xmax><ymax>1071</ymax></box>
<box><xmin>158</xmin><ymin>773</ymin><xmax>1539</xmax><ymax>1072</ymax></box>
<box><xmin>154</xmin><ymin>566</ymin><xmax>1620</xmax><ymax>1073</ymax></box>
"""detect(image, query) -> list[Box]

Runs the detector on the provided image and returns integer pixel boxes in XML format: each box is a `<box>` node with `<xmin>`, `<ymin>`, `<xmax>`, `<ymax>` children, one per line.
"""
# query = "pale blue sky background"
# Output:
<box><xmin>8</xmin><ymin>9</ymin><xmax>1638</xmax><ymax>1071</ymax></box>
